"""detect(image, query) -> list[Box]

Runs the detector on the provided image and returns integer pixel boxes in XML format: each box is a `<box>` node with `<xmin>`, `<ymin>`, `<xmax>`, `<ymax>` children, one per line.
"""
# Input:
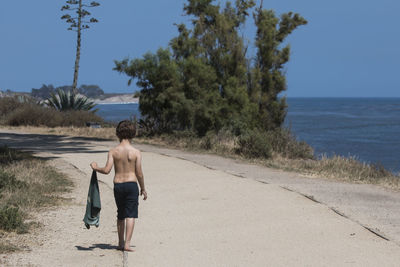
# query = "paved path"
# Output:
<box><xmin>1</xmin><ymin>129</ymin><xmax>400</xmax><ymax>266</ymax></box>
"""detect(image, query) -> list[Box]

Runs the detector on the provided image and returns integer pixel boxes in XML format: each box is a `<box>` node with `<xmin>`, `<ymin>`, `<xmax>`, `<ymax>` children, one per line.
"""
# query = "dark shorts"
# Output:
<box><xmin>113</xmin><ymin>182</ymin><xmax>139</xmax><ymax>220</ymax></box>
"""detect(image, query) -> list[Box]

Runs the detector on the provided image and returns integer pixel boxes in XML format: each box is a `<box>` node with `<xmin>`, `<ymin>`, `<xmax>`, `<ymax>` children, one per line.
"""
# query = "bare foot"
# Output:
<box><xmin>124</xmin><ymin>247</ymin><xmax>135</xmax><ymax>252</ymax></box>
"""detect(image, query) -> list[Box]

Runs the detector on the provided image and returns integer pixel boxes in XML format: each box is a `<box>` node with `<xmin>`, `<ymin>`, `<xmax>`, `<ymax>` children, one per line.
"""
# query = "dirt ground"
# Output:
<box><xmin>1</xmin><ymin>129</ymin><xmax>400</xmax><ymax>266</ymax></box>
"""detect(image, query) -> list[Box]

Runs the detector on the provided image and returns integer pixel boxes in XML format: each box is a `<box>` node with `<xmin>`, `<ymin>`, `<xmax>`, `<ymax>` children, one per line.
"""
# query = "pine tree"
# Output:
<box><xmin>114</xmin><ymin>0</ymin><xmax>307</xmax><ymax>136</ymax></box>
<box><xmin>252</xmin><ymin>7</ymin><xmax>307</xmax><ymax>130</ymax></box>
<box><xmin>179</xmin><ymin>0</ymin><xmax>257</xmax><ymax>134</ymax></box>
<box><xmin>114</xmin><ymin>49</ymin><xmax>189</xmax><ymax>133</ymax></box>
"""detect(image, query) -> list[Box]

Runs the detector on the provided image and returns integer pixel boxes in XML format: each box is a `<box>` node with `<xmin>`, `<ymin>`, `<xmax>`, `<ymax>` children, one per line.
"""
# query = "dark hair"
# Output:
<box><xmin>116</xmin><ymin>120</ymin><xmax>136</xmax><ymax>140</ymax></box>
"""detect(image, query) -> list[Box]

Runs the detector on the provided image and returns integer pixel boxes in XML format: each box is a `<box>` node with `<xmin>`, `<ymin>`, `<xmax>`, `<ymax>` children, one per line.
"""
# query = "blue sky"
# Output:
<box><xmin>1</xmin><ymin>0</ymin><xmax>399</xmax><ymax>97</ymax></box>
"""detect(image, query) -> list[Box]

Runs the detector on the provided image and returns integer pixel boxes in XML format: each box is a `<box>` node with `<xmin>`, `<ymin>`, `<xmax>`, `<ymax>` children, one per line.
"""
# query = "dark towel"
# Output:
<box><xmin>83</xmin><ymin>171</ymin><xmax>101</xmax><ymax>229</ymax></box>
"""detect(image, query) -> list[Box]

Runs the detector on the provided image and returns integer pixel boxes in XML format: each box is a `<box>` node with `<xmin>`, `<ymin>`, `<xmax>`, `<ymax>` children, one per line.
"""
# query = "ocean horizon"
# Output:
<box><xmin>97</xmin><ymin>97</ymin><xmax>400</xmax><ymax>173</ymax></box>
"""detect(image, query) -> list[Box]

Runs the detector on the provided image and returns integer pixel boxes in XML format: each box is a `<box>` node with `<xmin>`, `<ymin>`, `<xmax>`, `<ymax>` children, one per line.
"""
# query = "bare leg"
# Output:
<box><xmin>117</xmin><ymin>219</ymin><xmax>125</xmax><ymax>250</ymax></box>
<box><xmin>124</xmin><ymin>218</ymin><xmax>135</xmax><ymax>252</ymax></box>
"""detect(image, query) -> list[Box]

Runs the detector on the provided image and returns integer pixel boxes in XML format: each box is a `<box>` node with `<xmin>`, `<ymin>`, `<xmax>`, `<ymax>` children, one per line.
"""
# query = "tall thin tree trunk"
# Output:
<box><xmin>72</xmin><ymin>0</ymin><xmax>82</xmax><ymax>94</ymax></box>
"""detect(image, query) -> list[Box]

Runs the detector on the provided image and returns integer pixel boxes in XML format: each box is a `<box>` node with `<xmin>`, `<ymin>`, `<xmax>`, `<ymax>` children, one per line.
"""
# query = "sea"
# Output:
<box><xmin>96</xmin><ymin>98</ymin><xmax>400</xmax><ymax>173</ymax></box>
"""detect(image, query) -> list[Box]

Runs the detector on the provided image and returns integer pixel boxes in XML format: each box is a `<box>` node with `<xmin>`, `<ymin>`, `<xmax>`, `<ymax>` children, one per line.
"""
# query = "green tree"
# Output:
<box><xmin>61</xmin><ymin>0</ymin><xmax>100</xmax><ymax>93</ymax></box>
<box><xmin>181</xmin><ymin>0</ymin><xmax>257</xmax><ymax>134</ymax></box>
<box><xmin>78</xmin><ymin>85</ymin><xmax>104</xmax><ymax>98</ymax></box>
<box><xmin>115</xmin><ymin>0</ymin><xmax>307</xmax><ymax>136</ymax></box>
<box><xmin>170</xmin><ymin>23</ymin><xmax>221</xmax><ymax>135</ymax></box>
<box><xmin>115</xmin><ymin>49</ymin><xmax>190</xmax><ymax>133</ymax></box>
<box><xmin>31</xmin><ymin>84</ymin><xmax>56</xmax><ymax>99</ymax></box>
<box><xmin>251</xmin><ymin>7</ymin><xmax>307</xmax><ymax>130</ymax></box>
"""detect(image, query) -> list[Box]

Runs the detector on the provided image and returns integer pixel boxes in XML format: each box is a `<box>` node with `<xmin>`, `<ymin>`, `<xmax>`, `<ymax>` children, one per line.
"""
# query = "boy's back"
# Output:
<box><xmin>111</xmin><ymin>142</ymin><xmax>143</xmax><ymax>184</ymax></box>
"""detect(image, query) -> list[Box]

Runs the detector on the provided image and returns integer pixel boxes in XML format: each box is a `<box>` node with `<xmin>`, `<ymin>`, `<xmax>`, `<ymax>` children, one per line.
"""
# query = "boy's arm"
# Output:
<box><xmin>90</xmin><ymin>150</ymin><xmax>114</xmax><ymax>175</ymax></box>
<box><xmin>135</xmin><ymin>151</ymin><xmax>147</xmax><ymax>200</ymax></box>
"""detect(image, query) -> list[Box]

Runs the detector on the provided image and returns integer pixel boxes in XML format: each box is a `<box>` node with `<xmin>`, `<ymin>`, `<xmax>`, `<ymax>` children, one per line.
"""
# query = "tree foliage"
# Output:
<box><xmin>31</xmin><ymin>84</ymin><xmax>56</xmax><ymax>99</ymax></box>
<box><xmin>115</xmin><ymin>0</ymin><xmax>307</xmax><ymax>136</ymax></box>
<box><xmin>252</xmin><ymin>8</ymin><xmax>307</xmax><ymax>129</ymax></box>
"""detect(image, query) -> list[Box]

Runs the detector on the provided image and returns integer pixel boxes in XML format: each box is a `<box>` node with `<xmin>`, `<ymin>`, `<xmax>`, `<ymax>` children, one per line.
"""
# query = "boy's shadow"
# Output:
<box><xmin>75</xmin><ymin>243</ymin><xmax>126</xmax><ymax>251</ymax></box>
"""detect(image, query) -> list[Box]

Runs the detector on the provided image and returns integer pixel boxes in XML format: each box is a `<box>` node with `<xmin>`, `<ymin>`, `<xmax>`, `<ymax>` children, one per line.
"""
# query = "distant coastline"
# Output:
<box><xmin>93</xmin><ymin>94</ymin><xmax>139</xmax><ymax>104</ymax></box>
<box><xmin>0</xmin><ymin>89</ymin><xmax>139</xmax><ymax>105</ymax></box>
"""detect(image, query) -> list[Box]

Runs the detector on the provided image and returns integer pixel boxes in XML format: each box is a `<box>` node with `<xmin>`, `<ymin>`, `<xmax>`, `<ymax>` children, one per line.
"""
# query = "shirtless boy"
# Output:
<box><xmin>90</xmin><ymin>120</ymin><xmax>147</xmax><ymax>252</ymax></box>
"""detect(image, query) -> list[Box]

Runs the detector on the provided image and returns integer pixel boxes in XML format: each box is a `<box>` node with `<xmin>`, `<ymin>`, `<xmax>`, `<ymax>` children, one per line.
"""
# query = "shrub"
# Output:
<box><xmin>0</xmin><ymin>96</ymin><xmax>35</xmax><ymax>124</ymax></box>
<box><xmin>0</xmin><ymin>206</ymin><xmax>24</xmax><ymax>232</ymax></box>
<box><xmin>57</xmin><ymin>110</ymin><xmax>103</xmax><ymax>127</ymax></box>
<box><xmin>199</xmin><ymin>130</ymin><xmax>236</xmax><ymax>153</ymax></box>
<box><xmin>236</xmin><ymin>129</ymin><xmax>272</xmax><ymax>159</ymax></box>
<box><xmin>266</xmin><ymin>128</ymin><xmax>314</xmax><ymax>159</ymax></box>
<box><xmin>5</xmin><ymin>103</ymin><xmax>103</xmax><ymax>127</ymax></box>
<box><xmin>6</xmin><ymin>104</ymin><xmax>63</xmax><ymax>127</ymax></box>
<box><xmin>235</xmin><ymin>128</ymin><xmax>313</xmax><ymax>159</ymax></box>
<box><xmin>200</xmin><ymin>132</ymin><xmax>214</xmax><ymax>150</ymax></box>
<box><xmin>0</xmin><ymin>97</ymin><xmax>25</xmax><ymax>116</ymax></box>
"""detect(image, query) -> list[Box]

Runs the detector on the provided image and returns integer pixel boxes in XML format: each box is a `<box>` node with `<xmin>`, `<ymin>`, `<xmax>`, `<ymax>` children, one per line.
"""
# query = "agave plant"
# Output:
<box><xmin>46</xmin><ymin>89</ymin><xmax>97</xmax><ymax>112</ymax></box>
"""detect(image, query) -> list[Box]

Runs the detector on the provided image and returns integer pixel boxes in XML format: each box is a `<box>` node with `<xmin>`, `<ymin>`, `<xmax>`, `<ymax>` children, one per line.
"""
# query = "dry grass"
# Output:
<box><xmin>2</xmin><ymin>160</ymin><xmax>72</xmax><ymax>211</ymax></box>
<box><xmin>0</xmin><ymin>146</ymin><xmax>72</xmax><ymax>253</ymax></box>
<box><xmin>261</xmin><ymin>155</ymin><xmax>400</xmax><ymax>190</ymax></box>
<box><xmin>1</xmin><ymin>125</ymin><xmax>117</xmax><ymax>141</ymax></box>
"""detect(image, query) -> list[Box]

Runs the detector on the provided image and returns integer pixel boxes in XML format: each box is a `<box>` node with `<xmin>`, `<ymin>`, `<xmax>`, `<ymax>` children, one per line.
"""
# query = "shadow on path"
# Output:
<box><xmin>75</xmin><ymin>244</ymin><xmax>136</xmax><ymax>251</ymax></box>
<box><xmin>0</xmin><ymin>132</ymin><xmax>110</xmax><ymax>158</ymax></box>
<box><xmin>75</xmin><ymin>244</ymin><xmax>120</xmax><ymax>251</ymax></box>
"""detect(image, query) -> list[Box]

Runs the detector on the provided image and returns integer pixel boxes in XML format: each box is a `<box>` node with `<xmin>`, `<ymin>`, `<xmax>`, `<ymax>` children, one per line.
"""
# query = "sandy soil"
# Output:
<box><xmin>1</xmin><ymin>129</ymin><xmax>400</xmax><ymax>266</ymax></box>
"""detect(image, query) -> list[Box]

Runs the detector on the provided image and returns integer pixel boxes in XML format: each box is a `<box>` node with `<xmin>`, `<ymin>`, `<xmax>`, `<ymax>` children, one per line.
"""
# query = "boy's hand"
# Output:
<box><xmin>141</xmin><ymin>189</ymin><xmax>148</xmax><ymax>200</ymax></box>
<box><xmin>90</xmin><ymin>162</ymin><xmax>98</xmax><ymax>170</ymax></box>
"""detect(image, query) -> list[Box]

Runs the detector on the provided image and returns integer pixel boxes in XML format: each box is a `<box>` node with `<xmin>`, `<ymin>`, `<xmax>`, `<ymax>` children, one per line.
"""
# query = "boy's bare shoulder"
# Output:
<box><xmin>109</xmin><ymin>144</ymin><xmax>140</xmax><ymax>157</ymax></box>
<box><xmin>108</xmin><ymin>146</ymin><xmax>118</xmax><ymax>155</ymax></box>
<box><xmin>129</xmin><ymin>145</ymin><xmax>141</xmax><ymax>155</ymax></box>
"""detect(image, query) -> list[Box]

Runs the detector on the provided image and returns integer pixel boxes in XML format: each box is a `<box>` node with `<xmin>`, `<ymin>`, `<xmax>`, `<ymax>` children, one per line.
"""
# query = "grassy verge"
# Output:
<box><xmin>1</xmin><ymin>125</ymin><xmax>399</xmax><ymax>191</ymax></box>
<box><xmin>0</xmin><ymin>146</ymin><xmax>72</xmax><ymax>253</ymax></box>
<box><xmin>260</xmin><ymin>155</ymin><xmax>399</xmax><ymax>189</ymax></box>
